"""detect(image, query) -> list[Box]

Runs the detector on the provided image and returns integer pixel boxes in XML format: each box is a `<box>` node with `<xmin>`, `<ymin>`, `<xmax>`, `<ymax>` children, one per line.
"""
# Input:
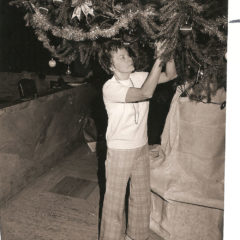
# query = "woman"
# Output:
<box><xmin>98</xmin><ymin>40</ymin><xmax>177</xmax><ymax>240</ymax></box>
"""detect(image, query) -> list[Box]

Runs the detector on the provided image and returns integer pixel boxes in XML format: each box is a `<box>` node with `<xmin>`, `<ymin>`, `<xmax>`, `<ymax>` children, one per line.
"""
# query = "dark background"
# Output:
<box><xmin>0</xmin><ymin>0</ymin><xmax>96</xmax><ymax>76</ymax></box>
<box><xmin>0</xmin><ymin>1</ymin><xmax>51</xmax><ymax>73</ymax></box>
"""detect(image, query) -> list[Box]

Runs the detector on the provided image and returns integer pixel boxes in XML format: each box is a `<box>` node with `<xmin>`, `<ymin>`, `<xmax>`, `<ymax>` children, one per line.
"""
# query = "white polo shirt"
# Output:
<box><xmin>103</xmin><ymin>71</ymin><xmax>149</xmax><ymax>149</ymax></box>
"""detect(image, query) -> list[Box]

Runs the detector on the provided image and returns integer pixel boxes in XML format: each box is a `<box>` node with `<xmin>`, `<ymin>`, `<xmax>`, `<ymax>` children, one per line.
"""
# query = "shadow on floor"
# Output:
<box><xmin>95</xmin><ymin>140</ymin><xmax>107</xmax><ymax>236</ymax></box>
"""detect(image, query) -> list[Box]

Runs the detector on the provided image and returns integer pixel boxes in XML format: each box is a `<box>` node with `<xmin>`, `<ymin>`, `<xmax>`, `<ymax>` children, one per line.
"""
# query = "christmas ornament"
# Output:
<box><xmin>180</xmin><ymin>23</ymin><xmax>192</xmax><ymax>32</ymax></box>
<box><xmin>71</xmin><ymin>0</ymin><xmax>94</xmax><ymax>21</ymax></box>
<box><xmin>53</xmin><ymin>0</ymin><xmax>63</xmax><ymax>3</ymax></box>
<box><xmin>66</xmin><ymin>65</ymin><xmax>71</xmax><ymax>75</ymax></box>
<box><xmin>39</xmin><ymin>7</ymin><xmax>49</xmax><ymax>15</ymax></box>
<box><xmin>195</xmin><ymin>67</ymin><xmax>204</xmax><ymax>84</ymax></box>
<box><xmin>180</xmin><ymin>18</ymin><xmax>192</xmax><ymax>35</ymax></box>
<box><xmin>49</xmin><ymin>58</ymin><xmax>56</xmax><ymax>68</ymax></box>
<box><xmin>224</xmin><ymin>51</ymin><xmax>227</xmax><ymax>60</ymax></box>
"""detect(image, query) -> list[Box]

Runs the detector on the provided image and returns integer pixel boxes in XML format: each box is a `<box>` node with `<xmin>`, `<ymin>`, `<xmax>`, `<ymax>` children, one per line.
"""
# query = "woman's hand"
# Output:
<box><xmin>154</xmin><ymin>40</ymin><xmax>167</xmax><ymax>59</ymax></box>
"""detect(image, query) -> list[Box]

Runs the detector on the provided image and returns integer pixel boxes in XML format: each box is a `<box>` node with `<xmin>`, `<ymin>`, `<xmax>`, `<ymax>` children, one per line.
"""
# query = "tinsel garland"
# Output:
<box><xmin>35</xmin><ymin>29</ymin><xmax>78</xmax><ymax>64</ymax></box>
<box><xmin>29</xmin><ymin>3</ymin><xmax>156</xmax><ymax>41</ymax></box>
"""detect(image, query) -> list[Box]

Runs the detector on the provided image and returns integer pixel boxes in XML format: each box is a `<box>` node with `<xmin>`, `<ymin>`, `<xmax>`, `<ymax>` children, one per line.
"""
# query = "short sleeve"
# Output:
<box><xmin>103</xmin><ymin>80</ymin><xmax>129</xmax><ymax>103</ymax></box>
<box><xmin>130</xmin><ymin>72</ymin><xmax>149</xmax><ymax>88</ymax></box>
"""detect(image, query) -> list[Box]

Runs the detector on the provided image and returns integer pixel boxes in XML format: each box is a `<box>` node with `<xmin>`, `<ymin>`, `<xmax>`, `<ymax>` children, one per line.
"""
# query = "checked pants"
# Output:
<box><xmin>100</xmin><ymin>144</ymin><xmax>150</xmax><ymax>240</ymax></box>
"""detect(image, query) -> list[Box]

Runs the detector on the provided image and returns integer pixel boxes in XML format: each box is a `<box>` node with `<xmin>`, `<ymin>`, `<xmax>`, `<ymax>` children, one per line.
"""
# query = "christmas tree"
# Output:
<box><xmin>10</xmin><ymin>0</ymin><xmax>227</xmax><ymax>104</ymax></box>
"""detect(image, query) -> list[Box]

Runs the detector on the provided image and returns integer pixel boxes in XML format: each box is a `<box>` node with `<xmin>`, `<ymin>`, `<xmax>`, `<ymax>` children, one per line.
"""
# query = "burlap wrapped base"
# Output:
<box><xmin>150</xmin><ymin>192</ymin><xmax>223</xmax><ymax>240</ymax></box>
<box><xmin>149</xmin><ymin>87</ymin><xmax>226</xmax><ymax>240</ymax></box>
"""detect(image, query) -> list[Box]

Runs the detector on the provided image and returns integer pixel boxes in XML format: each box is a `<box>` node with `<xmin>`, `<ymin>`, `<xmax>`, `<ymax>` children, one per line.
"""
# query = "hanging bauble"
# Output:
<box><xmin>49</xmin><ymin>58</ymin><xmax>56</xmax><ymax>68</ymax></box>
<box><xmin>180</xmin><ymin>19</ymin><xmax>192</xmax><ymax>36</ymax></box>
<box><xmin>66</xmin><ymin>65</ymin><xmax>71</xmax><ymax>75</ymax></box>
<box><xmin>53</xmin><ymin>0</ymin><xmax>63</xmax><ymax>4</ymax></box>
<box><xmin>224</xmin><ymin>51</ymin><xmax>227</xmax><ymax>60</ymax></box>
<box><xmin>196</xmin><ymin>67</ymin><xmax>204</xmax><ymax>83</ymax></box>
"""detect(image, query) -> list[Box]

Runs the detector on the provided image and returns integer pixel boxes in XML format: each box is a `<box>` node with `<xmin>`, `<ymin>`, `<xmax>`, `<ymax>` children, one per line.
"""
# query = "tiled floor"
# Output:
<box><xmin>0</xmin><ymin>143</ymin><xmax>162</xmax><ymax>240</ymax></box>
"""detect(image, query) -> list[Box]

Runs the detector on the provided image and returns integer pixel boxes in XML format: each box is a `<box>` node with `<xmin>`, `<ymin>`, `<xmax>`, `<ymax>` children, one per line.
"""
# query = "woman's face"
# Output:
<box><xmin>110</xmin><ymin>48</ymin><xmax>135</xmax><ymax>74</ymax></box>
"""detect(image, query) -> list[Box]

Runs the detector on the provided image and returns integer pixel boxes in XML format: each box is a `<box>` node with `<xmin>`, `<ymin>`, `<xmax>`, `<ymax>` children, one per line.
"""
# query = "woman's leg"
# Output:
<box><xmin>127</xmin><ymin>145</ymin><xmax>151</xmax><ymax>240</ymax></box>
<box><xmin>100</xmin><ymin>148</ymin><xmax>136</xmax><ymax>240</ymax></box>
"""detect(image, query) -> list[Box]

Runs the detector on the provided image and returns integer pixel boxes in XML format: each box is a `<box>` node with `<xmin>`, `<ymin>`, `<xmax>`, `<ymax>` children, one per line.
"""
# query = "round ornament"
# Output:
<box><xmin>180</xmin><ymin>19</ymin><xmax>192</xmax><ymax>36</ymax></box>
<box><xmin>49</xmin><ymin>58</ymin><xmax>56</xmax><ymax>68</ymax></box>
<box><xmin>66</xmin><ymin>65</ymin><xmax>71</xmax><ymax>75</ymax></box>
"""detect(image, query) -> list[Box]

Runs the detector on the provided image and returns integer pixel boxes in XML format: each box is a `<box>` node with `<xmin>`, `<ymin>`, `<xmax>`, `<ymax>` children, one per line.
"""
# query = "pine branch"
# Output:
<box><xmin>55</xmin><ymin>0</ymin><xmax>71</xmax><ymax>26</ymax></box>
<box><xmin>35</xmin><ymin>29</ymin><xmax>78</xmax><ymax>64</ymax></box>
<box><xmin>193</xmin><ymin>16</ymin><xmax>227</xmax><ymax>42</ymax></box>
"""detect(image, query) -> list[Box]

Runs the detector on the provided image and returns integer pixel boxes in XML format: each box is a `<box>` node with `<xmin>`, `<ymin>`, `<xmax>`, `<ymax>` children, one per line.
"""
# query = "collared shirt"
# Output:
<box><xmin>103</xmin><ymin>71</ymin><xmax>149</xmax><ymax>149</ymax></box>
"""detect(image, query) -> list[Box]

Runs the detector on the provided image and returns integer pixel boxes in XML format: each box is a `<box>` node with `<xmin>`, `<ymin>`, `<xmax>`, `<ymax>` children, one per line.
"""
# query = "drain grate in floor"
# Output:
<box><xmin>50</xmin><ymin>176</ymin><xmax>97</xmax><ymax>200</ymax></box>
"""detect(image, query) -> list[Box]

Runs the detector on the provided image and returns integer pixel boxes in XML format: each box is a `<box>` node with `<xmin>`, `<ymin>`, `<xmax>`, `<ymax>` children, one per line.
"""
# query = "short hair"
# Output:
<box><xmin>98</xmin><ymin>40</ymin><xmax>135</xmax><ymax>75</ymax></box>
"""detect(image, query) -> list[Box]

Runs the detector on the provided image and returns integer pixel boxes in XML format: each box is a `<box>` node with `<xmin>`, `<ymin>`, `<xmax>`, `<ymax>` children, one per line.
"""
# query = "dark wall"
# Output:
<box><xmin>0</xmin><ymin>1</ymin><xmax>92</xmax><ymax>76</ymax></box>
<box><xmin>0</xmin><ymin>1</ymin><xmax>50</xmax><ymax>73</ymax></box>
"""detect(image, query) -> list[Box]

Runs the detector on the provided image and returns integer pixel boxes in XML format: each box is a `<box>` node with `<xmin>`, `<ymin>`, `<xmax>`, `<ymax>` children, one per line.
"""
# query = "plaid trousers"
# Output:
<box><xmin>100</xmin><ymin>144</ymin><xmax>150</xmax><ymax>240</ymax></box>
